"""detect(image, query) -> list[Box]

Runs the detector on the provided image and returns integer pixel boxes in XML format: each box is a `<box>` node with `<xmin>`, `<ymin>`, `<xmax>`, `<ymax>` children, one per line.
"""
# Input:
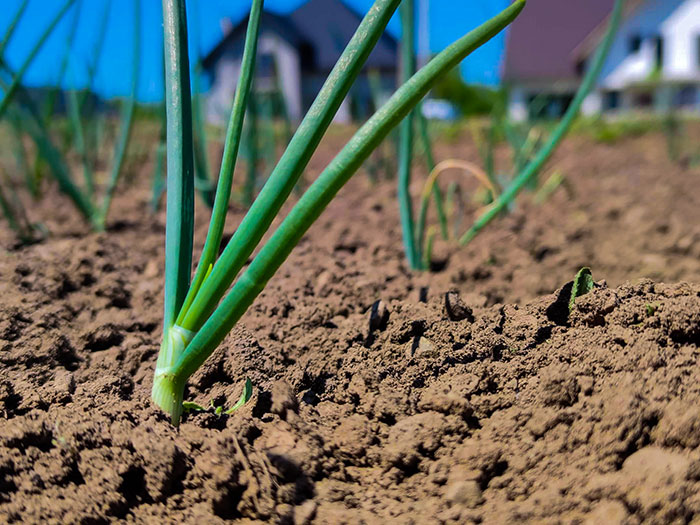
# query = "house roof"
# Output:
<box><xmin>203</xmin><ymin>0</ymin><xmax>397</xmax><ymax>73</ymax></box>
<box><xmin>502</xmin><ymin>0</ymin><xmax>615</xmax><ymax>83</ymax></box>
<box><xmin>574</xmin><ymin>0</ymin><xmax>647</xmax><ymax>60</ymax></box>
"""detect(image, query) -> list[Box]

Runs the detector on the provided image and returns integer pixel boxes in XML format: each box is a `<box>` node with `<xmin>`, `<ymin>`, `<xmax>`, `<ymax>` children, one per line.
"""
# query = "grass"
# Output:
<box><xmin>152</xmin><ymin>0</ymin><xmax>526</xmax><ymax>425</ymax></box>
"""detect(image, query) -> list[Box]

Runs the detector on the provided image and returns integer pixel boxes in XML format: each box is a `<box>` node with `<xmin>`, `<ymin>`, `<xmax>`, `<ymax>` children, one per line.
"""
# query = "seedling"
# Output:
<box><xmin>397</xmin><ymin>0</ymin><xmax>418</xmax><ymax>269</ymax></box>
<box><xmin>182</xmin><ymin>378</ymin><xmax>253</xmax><ymax>416</ymax></box>
<box><xmin>152</xmin><ymin>0</ymin><xmax>526</xmax><ymax>425</ymax></box>
<box><xmin>645</xmin><ymin>303</ymin><xmax>661</xmax><ymax>317</ymax></box>
<box><xmin>0</xmin><ymin>168</ymin><xmax>46</xmax><ymax>245</ymax></box>
<box><xmin>533</xmin><ymin>170</ymin><xmax>567</xmax><ymax>205</ymax></box>
<box><xmin>569</xmin><ymin>267</ymin><xmax>594</xmax><ymax>312</ymax></box>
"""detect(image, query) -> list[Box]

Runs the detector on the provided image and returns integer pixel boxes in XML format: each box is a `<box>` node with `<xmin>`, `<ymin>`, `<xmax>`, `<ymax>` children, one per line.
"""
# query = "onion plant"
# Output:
<box><xmin>0</xmin><ymin>166</ymin><xmax>44</xmax><ymax>245</ymax></box>
<box><xmin>0</xmin><ymin>0</ymin><xmax>141</xmax><ymax>231</ymax></box>
<box><xmin>458</xmin><ymin>0</ymin><xmax>623</xmax><ymax>245</ymax></box>
<box><xmin>396</xmin><ymin>1</ymin><xmax>456</xmax><ymax>270</ymax></box>
<box><xmin>397</xmin><ymin>0</ymin><xmax>418</xmax><ymax>269</ymax></box>
<box><xmin>411</xmin><ymin>0</ymin><xmax>623</xmax><ymax>266</ymax></box>
<box><xmin>152</xmin><ymin>0</ymin><xmax>525</xmax><ymax>425</ymax></box>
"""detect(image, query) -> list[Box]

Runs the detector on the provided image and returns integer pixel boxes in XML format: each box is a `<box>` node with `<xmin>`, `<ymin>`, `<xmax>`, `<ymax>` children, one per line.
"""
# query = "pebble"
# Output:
<box><xmin>446</xmin><ymin>480</ymin><xmax>483</xmax><ymax>508</ymax></box>
<box><xmin>445</xmin><ymin>291</ymin><xmax>474</xmax><ymax>322</ymax></box>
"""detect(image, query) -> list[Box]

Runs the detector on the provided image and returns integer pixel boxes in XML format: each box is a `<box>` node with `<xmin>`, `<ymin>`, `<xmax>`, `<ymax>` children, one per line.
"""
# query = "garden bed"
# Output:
<box><xmin>0</xmin><ymin>130</ymin><xmax>699</xmax><ymax>523</ymax></box>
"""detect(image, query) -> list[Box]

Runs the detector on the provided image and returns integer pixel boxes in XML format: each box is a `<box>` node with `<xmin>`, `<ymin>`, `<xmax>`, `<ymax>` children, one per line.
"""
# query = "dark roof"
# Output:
<box><xmin>502</xmin><ymin>0</ymin><xmax>615</xmax><ymax>83</ymax></box>
<box><xmin>575</xmin><ymin>0</ymin><xmax>646</xmax><ymax>60</ymax></box>
<box><xmin>203</xmin><ymin>0</ymin><xmax>397</xmax><ymax>73</ymax></box>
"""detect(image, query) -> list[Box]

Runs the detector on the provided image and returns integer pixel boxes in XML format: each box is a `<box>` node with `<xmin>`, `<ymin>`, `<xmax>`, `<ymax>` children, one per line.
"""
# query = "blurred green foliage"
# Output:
<box><xmin>431</xmin><ymin>69</ymin><xmax>505</xmax><ymax>117</ymax></box>
<box><xmin>572</xmin><ymin>115</ymin><xmax>659</xmax><ymax>144</ymax></box>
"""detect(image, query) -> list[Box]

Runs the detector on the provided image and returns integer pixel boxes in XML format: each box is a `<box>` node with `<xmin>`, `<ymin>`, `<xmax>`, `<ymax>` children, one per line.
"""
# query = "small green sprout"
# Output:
<box><xmin>533</xmin><ymin>170</ymin><xmax>566</xmax><ymax>205</ymax></box>
<box><xmin>645</xmin><ymin>302</ymin><xmax>661</xmax><ymax>317</ymax></box>
<box><xmin>569</xmin><ymin>267</ymin><xmax>594</xmax><ymax>312</ymax></box>
<box><xmin>182</xmin><ymin>379</ymin><xmax>253</xmax><ymax>417</ymax></box>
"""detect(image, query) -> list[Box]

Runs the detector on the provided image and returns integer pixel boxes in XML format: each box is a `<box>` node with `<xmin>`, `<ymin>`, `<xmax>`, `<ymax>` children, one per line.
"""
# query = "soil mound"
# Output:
<box><xmin>1</xmin><ymin>132</ymin><xmax>699</xmax><ymax>523</ymax></box>
<box><xmin>1</xmin><ymin>268</ymin><xmax>699</xmax><ymax>523</ymax></box>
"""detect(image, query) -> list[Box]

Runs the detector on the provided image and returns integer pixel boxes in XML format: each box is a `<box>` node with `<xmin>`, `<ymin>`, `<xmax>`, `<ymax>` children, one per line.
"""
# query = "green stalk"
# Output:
<box><xmin>415</xmin><ymin>109</ymin><xmax>448</xmax><ymax>248</ymax></box>
<box><xmin>365</xmin><ymin>69</ymin><xmax>384</xmax><ymax>182</ymax></box>
<box><xmin>162</xmin><ymin>0</ymin><xmax>525</xmax><ymax>424</ymax></box>
<box><xmin>398</xmin><ymin>0</ymin><xmax>418</xmax><ymax>269</ymax></box>
<box><xmin>459</xmin><ymin>0</ymin><xmax>623</xmax><ymax>245</ymax></box>
<box><xmin>7</xmin><ymin>112</ymin><xmax>36</xmax><ymax>197</ymax></box>
<box><xmin>67</xmin><ymin>89</ymin><xmax>94</xmax><ymax>196</ymax></box>
<box><xmin>161</xmin><ymin>0</ymin><xmax>195</xmax><ymax>328</ymax></box>
<box><xmin>259</xmin><ymin>93</ymin><xmax>278</xmax><ymax>176</ymax></box>
<box><xmin>273</xmin><ymin>66</ymin><xmax>294</xmax><ymax>146</ymax></box>
<box><xmin>176</xmin><ymin>0</ymin><xmax>403</xmax><ymax>331</ymax></box>
<box><xmin>0</xmin><ymin>0</ymin><xmax>29</xmax><ymax>57</ymax></box>
<box><xmin>192</xmin><ymin>99</ymin><xmax>215</xmax><ymax>206</ymax></box>
<box><xmin>0</xmin><ymin>168</ymin><xmax>37</xmax><ymax>244</ymax></box>
<box><xmin>0</xmin><ymin>74</ymin><xmax>96</xmax><ymax>224</ymax></box>
<box><xmin>422</xmin><ymin>227</ymin><xmax>436</xmax><ymax>270</ymax></box>
<box><xmin>242</xmin><ymin>92</ymin><xmax>259</xmax><ymax>207</ymax></box>
<box><xmin>190</xmin><ymin>0</ymin><xmax>215</xmax><ymax>208</ymax></box>
<box><xmin>153</xmin><ymin>0</ymin><xmax>196</xmax><ymax>424</ymax></box>
<box><xmin>151</xmin><ymin>34</ymin><xmax>168</xmax><ymax>213</ymax></box>
<box><xmin>177</xmin><ymin>0</ymin><xmax>264</xmax><ymax>321</ymax></box>
<box><xmin>97</xmin><ymin>0</ymin><xmax>141</xmax><ymax>228</ymax></box>
<box><xmin>484</xmin><ymin>119</ymin><xmax>496</xmax><ymax>185</ymax></box>
<box><xmin>151</xmin><ymin>106</ymin><xmax>167</xmax><ymax>212</ymax></box>
<box><xmin>0</xmin><ymin>184</ymin><xmax>20</xmax><ymax>237</ymax></box>
<box><xmin>0</xmin><ymin>0</ymin><xmax>76</xmax><ymax>120</ymax></box>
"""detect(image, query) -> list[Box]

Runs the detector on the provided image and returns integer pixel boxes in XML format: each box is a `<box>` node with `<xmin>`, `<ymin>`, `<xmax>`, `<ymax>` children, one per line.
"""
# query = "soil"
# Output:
<box><xmin>0</xmin><ymin>129</ymin><xmax>699</xmax><ymax>524</ymax></box>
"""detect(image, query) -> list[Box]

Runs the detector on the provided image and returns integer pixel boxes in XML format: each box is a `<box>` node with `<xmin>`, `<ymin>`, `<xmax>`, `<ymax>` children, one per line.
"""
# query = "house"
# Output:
<box><xmin>504</xmin><ymin>0</ymin><xmax>700</xmax><ymax>120</ymax></box>
<box><xmin>202</xmin><ymin>0</ymin><xmax>398</xmax><ymax>125</ymax></box>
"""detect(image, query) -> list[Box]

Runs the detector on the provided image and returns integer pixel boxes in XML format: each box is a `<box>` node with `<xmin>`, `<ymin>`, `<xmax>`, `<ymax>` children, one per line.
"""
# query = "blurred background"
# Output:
<box><xmin>2</xmin><ymin>0</ymin><xmax>699</xmax><ymax>123</ymax></box>
<box><xmin>1</xmin><ymin>0</ymin><xmax>700</xmax><ymax>246</ymax></box>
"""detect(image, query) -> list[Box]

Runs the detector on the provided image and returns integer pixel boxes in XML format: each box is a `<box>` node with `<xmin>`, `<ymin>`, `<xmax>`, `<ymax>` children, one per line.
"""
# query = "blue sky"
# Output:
<box><xmin>1</xmin><ymin>0</ymin><xmax>510</xmax><ymax>102</ymax></box>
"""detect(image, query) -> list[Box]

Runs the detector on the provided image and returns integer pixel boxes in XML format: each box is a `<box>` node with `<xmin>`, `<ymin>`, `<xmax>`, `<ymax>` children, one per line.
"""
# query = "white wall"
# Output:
<box><xmin>508</xmin><ymin>86</ymin><xmax>528</xmax><ymax>122</ymax></box>
<box><xmin>598</xmin><ymin>0</ymin><xmax>700</xmax><ymax>89</ymax></box>
<box><xmin>207</xmin><ymin>56</ymin><xmax>241</xmax><ymax>125</ymax></box>
<box><xmin>257</xmin><ymin>34</ymin><xmax>302</xmax><ymax>122</ymax></box>
<box><xmin>206</xmin><ymin>32</ymin><xmax>303</xmax><ymax>125</ymax></box>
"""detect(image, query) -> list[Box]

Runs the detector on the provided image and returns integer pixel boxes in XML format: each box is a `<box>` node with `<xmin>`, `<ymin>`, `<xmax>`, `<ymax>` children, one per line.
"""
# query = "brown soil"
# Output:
<box><xmin>0</xmin><ymin>130</ymin><xmax>699</xmax><ymax>524</ymax></box>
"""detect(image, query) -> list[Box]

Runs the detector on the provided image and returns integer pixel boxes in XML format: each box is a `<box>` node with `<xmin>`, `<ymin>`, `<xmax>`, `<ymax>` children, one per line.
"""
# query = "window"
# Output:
<box><xmin>629</xmin><ymin>34</ymin><xmax>642</xmax><ymax>54</ymax></box>
<box><xmin>652</xmin><ymin>35</ymin><xmax>664</xmax><ymax>70</ymax></box>
<box><xmin>256</xmin><ymin>53</ymin><xmax>276</xmax><ymax>79</ymax></box>
<box><xmin>676</xmin><ymin>85</ymin><xmax>697</xmax><ymax>107</ymax></box>
<box><xmin>299</xmin><ymin>42</ymin><xmax>315</xmax><ymax>71</ymax></box>
<box><xmin>605</xmin><ymin>91</ymin><xmax>620</xmax><ymax>110</ymax></box>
